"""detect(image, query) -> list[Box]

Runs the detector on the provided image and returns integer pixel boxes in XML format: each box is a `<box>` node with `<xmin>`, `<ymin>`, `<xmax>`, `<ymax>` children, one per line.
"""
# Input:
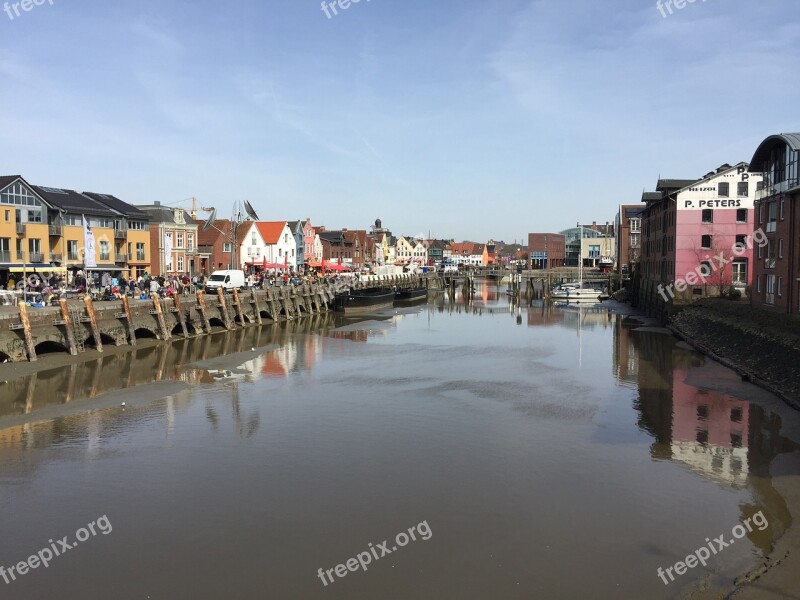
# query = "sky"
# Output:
<box><xmin>1</xmin><ymin>0</ymin><xmax>799</xmax><ymax>242</ymax></box>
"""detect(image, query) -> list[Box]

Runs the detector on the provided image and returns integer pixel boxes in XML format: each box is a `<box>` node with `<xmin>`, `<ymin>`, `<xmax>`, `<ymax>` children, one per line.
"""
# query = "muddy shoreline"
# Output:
<box><xmin>663</xmin><ymin>300</ymin><xmax>800</xmax><ymax>599</ymax></box>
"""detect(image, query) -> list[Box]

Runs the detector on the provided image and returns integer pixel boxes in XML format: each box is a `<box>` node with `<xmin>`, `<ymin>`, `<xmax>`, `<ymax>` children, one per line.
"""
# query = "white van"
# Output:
<box><xmin>205</xmin><ymin>270</ymin><xmax>246</xmax><ymax>293</ymax></box>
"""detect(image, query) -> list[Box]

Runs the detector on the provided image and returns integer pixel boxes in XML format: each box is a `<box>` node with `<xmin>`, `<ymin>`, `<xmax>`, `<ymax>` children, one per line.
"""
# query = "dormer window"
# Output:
<box><xmin>175</xmin><ymin>209</ymin><xmax>184</xmax><ymax>224</ymax></box>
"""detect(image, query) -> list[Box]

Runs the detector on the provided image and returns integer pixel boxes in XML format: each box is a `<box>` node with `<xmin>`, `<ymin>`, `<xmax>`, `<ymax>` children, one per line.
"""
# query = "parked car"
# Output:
<box><xmin>204</xmin><ymin>270</ymin><xmax>247</xmax><ymax>293</ymax></box>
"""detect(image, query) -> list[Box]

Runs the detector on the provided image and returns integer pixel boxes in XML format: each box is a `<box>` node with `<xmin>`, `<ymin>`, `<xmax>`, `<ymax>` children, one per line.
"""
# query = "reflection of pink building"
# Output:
<box><xmin>671</xmin><ymin>369</ymin><xmax>750</xmax><ymax>486</ymax></box>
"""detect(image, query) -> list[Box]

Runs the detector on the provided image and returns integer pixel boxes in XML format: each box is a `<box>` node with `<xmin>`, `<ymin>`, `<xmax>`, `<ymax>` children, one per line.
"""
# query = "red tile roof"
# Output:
<box><xmin>255</xmin><ymin>221</ymin><xmax>287</xmax><ymax>244</ymax></box>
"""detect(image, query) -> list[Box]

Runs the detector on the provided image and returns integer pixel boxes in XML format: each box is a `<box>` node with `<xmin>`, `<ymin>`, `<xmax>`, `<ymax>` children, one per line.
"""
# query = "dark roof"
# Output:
<box><xmin>287</xmin><ymin>220</ymin><xmax>301</xmax><ymax>232</ymax></box>
<box><xmin>625</xmin><ymin>206</ymin><xmax>645</xmax><ymax>217</ymax></box>
<box><xmin>749</xmin><ymin>133</ymin><xmax>800</xmax><ymax>172</ymax></box>
<box><xmin>137</xmin><ymin>205</ymin><xmax>199</xmax><ymax>225</ymax></box>
<box><xmin>0</xmin><ymin>175</ymin><xmax>22</xmax><ymax>190</ymax></box>
<box><xmin>318</xmin><ymin>230</ymin><xmax>349</xmax><ymax>244</ymax></box>
<box><xmin>83</xmin><ymin>192</ymin><xmax>148</xmax><ymax>219</ymax></box>
<box><xmin>656</xmin><ymin>179</ymin><xmax>697</xmax><ymax>192</ymax></box>
<box><xmin>32</xmin><ymin>185</ymin><xmax>118</xmax><ymax>216</ymax></box>
<box><xmin>642</xmin><ymin>191</ymin><xmax>662</xmax><ymax>202</ymax></box>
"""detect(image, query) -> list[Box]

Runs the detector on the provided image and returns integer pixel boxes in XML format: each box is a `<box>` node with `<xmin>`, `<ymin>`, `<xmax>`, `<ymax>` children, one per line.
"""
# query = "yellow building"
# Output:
<box><xmin>0</xmin><ymin>175</ymin><xmax>151</xmax><ymax>287</ymax></box>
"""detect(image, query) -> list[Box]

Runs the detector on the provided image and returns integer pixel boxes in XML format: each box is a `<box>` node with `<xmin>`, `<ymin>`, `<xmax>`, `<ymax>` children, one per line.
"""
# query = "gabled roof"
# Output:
<box><xmin>255</xmin><ymin>221</ymin><xmax>288</xmax><ymax>245</ymax></box>
<box><xmin>451</xmin><ymin>242</ymin><xmax>480</xmax><ymax>255</ymax></box>
<box><xmin>83</xmin><ymin>192</ymin><xmax>148</xmax><ymax>219</ymax></box>
<box><xmin>33</xmin><ymin>185</ymin><xmax>118</xmax><ymax>216</ymax></box>
<box><xmin>318</xmin><ymin>230</ymin><xmax>350</xmax><ymax>244</ymax></box>
<box><xmin>642</xmin><ymin>191</ymin><xmax>662</xmax><ymax>203</ymax></box>
<box><xmin>198</xmin><ymin>219</ymin><xmax>232</xmax><ymax>246</ymax></box>
<box><xmin>0</xmin><ymin>175</ymin><xmax>23</xmax><ymax>190</ymax></box>
<box><xmin>656</xmin><ymin>179</ymin><xmax>697</xmax><ymax>192</ymax></box>
<box><xmin>137</xmin><ymin>204</ymin><xmax>198</xmax><ymax>225</ymax></box>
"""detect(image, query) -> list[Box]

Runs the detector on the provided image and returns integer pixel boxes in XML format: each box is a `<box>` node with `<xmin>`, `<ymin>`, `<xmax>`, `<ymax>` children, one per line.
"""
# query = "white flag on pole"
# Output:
<box><xmin>83</xmin><ymin>215</ymin><xmax>96</xmax><ymax>268</ymax></box>
<box><xmin>164</xmin><ymin>233</ymin><xmax>173</xmax><ymax>270</ymax></box>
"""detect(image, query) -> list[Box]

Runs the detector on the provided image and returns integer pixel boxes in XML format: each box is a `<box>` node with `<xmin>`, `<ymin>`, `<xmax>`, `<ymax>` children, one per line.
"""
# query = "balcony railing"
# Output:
<box><xmin>50</xmin><ymin>253</ymin><xmax>63</xmax><ymax>262</ymax></box>
<box><xmin>135</xmin><ymin>253</ymin><xmax>146</xmax><ymax>262</ymax></box>
<box><xmin>29</xmin><ymin>252</ymin><xmax>44</xmax><ymax>263</ymax></box>
<box><xmin>99</xmin><ymin>254</ymin><xmax>110</xmax><ymax>262</ymax></box>
<box><xmin>114</xmin><ymin>229</ymin><xmax>127</xmax><ymax>239</ymax></box>
<box><xmin>115</xmin><ymin>253</ymin><xmax>128</xmax><ymax>263</ymax></box>
<box><xmin>16</xmin><ymin>223</ymin><xmax>25</xmax><ymax>234</ymax></box>
<box><xmin>67</xmin><ymin>253</ymin><xmax>79</xmax><ymax>261</ymax></box>
<box><xmin>0</xmin><ymin>251</ymin><xmax>9</xmax><ymax>262</ymax></box>
<box><xmin>48</xmin><ymin>224</ymin><xmax>63</xmax><ymax>235</ymax></box>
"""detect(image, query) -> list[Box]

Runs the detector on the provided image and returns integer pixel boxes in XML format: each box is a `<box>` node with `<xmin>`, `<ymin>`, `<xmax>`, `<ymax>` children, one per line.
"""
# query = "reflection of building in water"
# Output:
<box><xmin>670</xmin><ymin>372</ymin><xmax>749</xmax><ymax>487</ymax></box>
<box><xmin>612</xmin><ymin>319</ymin><xmax>639</xmax><ymax>389</ymax></box>
<box><xmin>628</xmin><ymin>329</ymin><xmax>799</xmax><ymax>487</ymax></box>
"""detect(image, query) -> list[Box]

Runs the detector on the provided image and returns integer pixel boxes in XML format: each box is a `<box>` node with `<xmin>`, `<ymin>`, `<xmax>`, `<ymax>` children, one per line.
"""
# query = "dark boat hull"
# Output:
<box><xmin>334</xmin><ymin>289</ymin><xmax>395</xmax><ymax>315</ymax></box>
<box><xmin>394</xmin><ymin>287</ymin><xmax>428</xmax><ymax>304</ymax></box>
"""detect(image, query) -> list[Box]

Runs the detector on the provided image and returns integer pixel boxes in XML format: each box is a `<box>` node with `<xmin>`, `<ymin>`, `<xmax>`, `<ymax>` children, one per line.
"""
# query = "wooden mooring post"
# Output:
<box><xmin>17</xmin><ymin>301</ymin><xmax>37</xmax><ymax>362</ymax></box>
<box><xmin>58</xmin><ymin>298</ymin><xmax>78</xmax><ymax>355</ymax></box>
<box><xmin>120</xmin><ymin>295</ymin><xmax>137</xmax><ymax>346</ymax></box>
<box><xmin>196</xmin><ymin>291</ymin><xmax>211</xmax><ymax>333</ymax></box>
<box><xmin>83</xmin><ymin>295</ymin><xmax>103</xmax><ymax>352</ymax></box>
<box><xmin>151</xmin><ymin>295</ymin><xmax>170</xmax><ymax>340</ymax></box>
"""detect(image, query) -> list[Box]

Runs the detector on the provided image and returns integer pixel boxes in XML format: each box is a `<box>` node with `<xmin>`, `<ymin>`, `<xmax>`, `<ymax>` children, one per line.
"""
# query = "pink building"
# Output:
<box><xmin>302</xmin><ymin>218</ymin><xmax>314</xmax><ymax>263</ymax></box>
<box><xmin>643</xmin><ymin>163</ymin><xmax>762</xmax><ymax>301</ymax></box>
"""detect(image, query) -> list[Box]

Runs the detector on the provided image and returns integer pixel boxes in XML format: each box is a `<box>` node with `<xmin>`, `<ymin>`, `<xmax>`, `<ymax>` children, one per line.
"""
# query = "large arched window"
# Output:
<box><xmin>0</xmin><ymin>182</ymin><xmax>43</xmax><ymax>223</ymax></box>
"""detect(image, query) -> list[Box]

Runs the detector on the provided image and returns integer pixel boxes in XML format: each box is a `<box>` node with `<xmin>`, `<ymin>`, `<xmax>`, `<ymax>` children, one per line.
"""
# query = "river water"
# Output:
<box><xmin>0</xmin><ymin>282</ymin><xmax>798</xmax><ymax>599</ymax></box>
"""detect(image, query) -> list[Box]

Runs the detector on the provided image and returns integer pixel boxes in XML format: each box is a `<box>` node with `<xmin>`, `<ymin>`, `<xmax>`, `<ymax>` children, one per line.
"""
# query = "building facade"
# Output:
<box><xmin>527</xmin><ymin>233</ymin><xmax>565</xmax><ymax>269</ymax></box>
<box><xmin>137</xmin><ymin>203</ymin><xmax>199</xmax><ymax>277</ymax></box>
<box><xmin>0</xmin><ymin>175</ymin><xmax>151</xmax><ymax>286</ymax></box>
<box><xmin>748</xmin><ymin>133</ymin><xmax>800</xmax><ymax>314</ymax></box>
<box><xmin>616</xmin><ymin>203</ymin><xmax>646</xmax><ymax>278</ymax></box>
<box><xmin>642</xmin><ymin>164</ymin><xmax>761</xmax><ymax>300</ymax></box>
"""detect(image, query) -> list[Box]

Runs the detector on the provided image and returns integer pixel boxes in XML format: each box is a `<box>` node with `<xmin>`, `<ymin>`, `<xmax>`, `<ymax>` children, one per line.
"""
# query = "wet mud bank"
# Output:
<box><xmin>667</xmin><ymin>299</ymin><xmax>800</xmax><ymax>410</ymax></box>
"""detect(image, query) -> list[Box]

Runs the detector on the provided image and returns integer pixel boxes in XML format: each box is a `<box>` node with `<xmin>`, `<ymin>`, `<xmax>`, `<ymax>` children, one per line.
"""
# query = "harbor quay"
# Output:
<box><xmin>0</xmin><ymin>273</ymin><xmax>427</xmax><ymax>363</ymax></box>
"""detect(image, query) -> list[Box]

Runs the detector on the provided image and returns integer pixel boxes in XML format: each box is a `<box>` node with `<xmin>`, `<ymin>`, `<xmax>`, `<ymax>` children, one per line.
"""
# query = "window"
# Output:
<box><xmin>136</xmin><ymin>243</ymin><xmax>145</xmax><ymax>261</ymax></box>
<box><xmin>701</xmin><ymin>235</ymin><xmax>712</xmax><ymax>249</ymax></box>
<box><xmin>67</xmin><ymin>240</ymin><xmax>79</xmax><ymax>260</ymax></box>
<box><xmin>699</xmin><ymin>261</ymin><xmax>713</xmax><ymax>279</ymax></box>
<box><xmin>737</xmin><ymin>182</ymin><xmax>749</xmax><ymax>197</ymax></box>
<box><xmin>730</xmin><ymin>407</ymin><xmax>743</xmax><ymax>423</ymax></box>
<box><xmin>735</xmin><ymin>234</ymin><xmax>746</xmax><ymax>247</ymax></box>
<box><xmin>0</xmin><ymin>182</ymin><xmax>42</xmax><ymax>208</ymax></box>
<box><xmin>187</xmin><ymin>234</ymin><xmax>194</xmax><ymax>250</ymax></box>
<box><xmin>15</xmin><ymin>239</ymin><xmax>22</xmax><ymax>259</ymax></box>
<box><xmin>767</xmin><ymin>201</ymin><xmax>778</xmax><ymax>232</ymax></box>
<box><xmin>718</xmin><ymin>182</ymin><xmax>729</xmax><ymax>197</ymax></box>
<box><xmin>630</xmin><ymin>218</ymin><xmax>641</xmax><ymax>233</ymax></box>
<box><xmin>756</xmin><ymin>180</ymin><xmax>765</xmax><ymax>192</ymax></box>
<box><xmin>251</xmin><ymin>232</ymin><xmax>257</xmax><ymax>245</ymax></box>
<box><xmin>766</xmin><ymin>274</ymin><xmax>776</xmax><ymax>305</ymax></box>
<box><xmin>177</xmin><ymin>255</ymin><xmax>184</xmax><ymax>272</ymax></box>
<box><xmin>732</xmin><ymin>259</ymin><xmax>747</xmax><ymax>285</ymax></box>
<box><xmin>702</xmin><ymin>209</ymin><xmax>713</xmax><ymax>223</ymax></box>
<box><xmin>780</xmin><ymin>198</ymin><xmax>785</xmax><ymax>220</ymax></box>
<box><xmin>736</xmin><ymin>208</ymin><xmax>747</xmax><ymax>223</ymax></box>
<box><xmin>99</xmin><ymin>241</ymin><xmax>110</xmax><ymax>261</ymax></box>
<box><xmin>766</xmin><ymin>240</ymin><xmax>776</xmax><ymax>268</ymax></box>
<box><xmin>779</xmin><ymin>239</ymin><xmax>783</xmax><ymax>258</ymax></box>
<box><xmin>3</xmin><ymin>210</ymin><xmax>8</xmax><ymax>222</ymax></box>
<box><xmin>177</xmin><ymin>233</ymin><xmax>184</xmax><ymax>248</ymax></box>
<box><xmin>28</xmin><ymin>238</ymin><xmax>41</xmax><ymax>261</ymax></box>
<box><xmin>223</xmin><ymin>243</ymin><xmax>232</xmax><ymax>253</ymax></box>
<box><xmin>778</xmin><ymin>276</ymin><xmax>783</xmax><ymax>297</ymax></box>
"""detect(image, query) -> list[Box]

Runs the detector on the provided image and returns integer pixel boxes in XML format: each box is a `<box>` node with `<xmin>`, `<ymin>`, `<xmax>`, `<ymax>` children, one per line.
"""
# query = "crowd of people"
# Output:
<box><xmin>0</xmin><ymin>268</ymin><xmax>363</xmax><ymax>307</ymax></box>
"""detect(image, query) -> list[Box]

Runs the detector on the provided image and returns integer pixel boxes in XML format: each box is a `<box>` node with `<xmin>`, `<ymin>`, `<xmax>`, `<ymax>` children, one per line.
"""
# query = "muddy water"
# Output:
<box><xmin>0</xmin><ymin>283</ymin><xmax>798</xmax><ymax>599</ymax></box>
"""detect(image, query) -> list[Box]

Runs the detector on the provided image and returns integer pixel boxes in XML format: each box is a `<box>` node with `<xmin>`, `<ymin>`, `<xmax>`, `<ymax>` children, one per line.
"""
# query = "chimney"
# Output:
<box><xmin>154</xmin><ymin>201</ymin><xmax>161</xmax><ymax>206</ymax></box>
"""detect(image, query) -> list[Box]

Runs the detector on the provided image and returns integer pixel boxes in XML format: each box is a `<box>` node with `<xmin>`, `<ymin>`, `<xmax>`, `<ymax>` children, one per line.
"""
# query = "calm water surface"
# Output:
<box><xmin>0</xmin><ymin>283</ymin><xmax>798</xmax><ymax>599</ymax></box>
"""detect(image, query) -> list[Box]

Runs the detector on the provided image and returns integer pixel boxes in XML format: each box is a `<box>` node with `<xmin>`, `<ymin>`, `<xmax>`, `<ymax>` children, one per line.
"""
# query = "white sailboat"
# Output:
<box><xmin>550</xmin><ymin>224</ymin><xmax>601</xmax><ymax>302</ymax></box>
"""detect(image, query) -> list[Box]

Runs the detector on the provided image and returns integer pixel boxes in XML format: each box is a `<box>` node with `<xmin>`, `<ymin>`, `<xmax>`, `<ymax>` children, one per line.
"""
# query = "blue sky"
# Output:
<box><xmin>1</xmin><ymin>0</ymin><xmax>798</xmax><ymax>242</ymax></box>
